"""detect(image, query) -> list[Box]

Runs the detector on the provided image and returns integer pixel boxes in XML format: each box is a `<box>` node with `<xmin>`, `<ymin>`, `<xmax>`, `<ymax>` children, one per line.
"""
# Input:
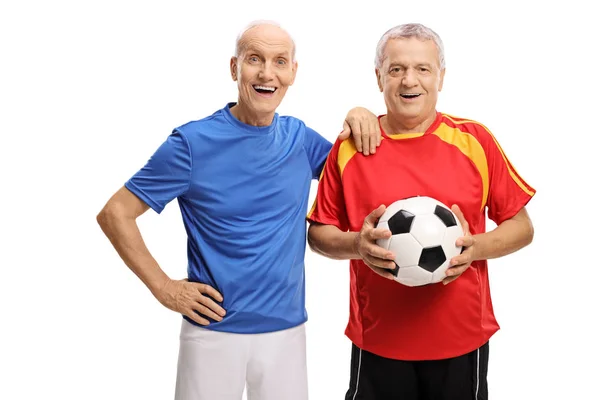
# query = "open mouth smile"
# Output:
<box><xmin>253</xmin><ymin>85</ymin><xmax>277</xmax><ymax>96</ymax></box>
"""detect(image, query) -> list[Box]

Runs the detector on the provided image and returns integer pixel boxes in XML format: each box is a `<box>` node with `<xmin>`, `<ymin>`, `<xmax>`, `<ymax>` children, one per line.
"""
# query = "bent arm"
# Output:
<box><xmin>307</xmin><ymin>223</ymin><xmax>360</xmax><ymax>261</ymax></box>
<box><xmin>96</xmin><ymin>186</ymin><xmax>170</xmax><ymax>294</ymax></box>
<box><xmin>473</xmin><ymin>207</ymin><xmax>534</xmax><ymax>261</ymax></box>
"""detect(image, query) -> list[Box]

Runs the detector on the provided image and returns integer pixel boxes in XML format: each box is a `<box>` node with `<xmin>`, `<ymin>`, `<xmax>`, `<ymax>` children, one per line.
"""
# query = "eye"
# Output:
<box><xmin>276</xmin><ymin>58</ymin><xmax>287</xmax><ymax>65</ymax></box>
<box><xmin>248</xmin><ymin>56</ymin><xmax>259</xmax><ymax>63</ymax></box>
<box><xmin>419</xmin><ymin>67</ymin><xmax>430</xmax><ymax>73</ymax></box>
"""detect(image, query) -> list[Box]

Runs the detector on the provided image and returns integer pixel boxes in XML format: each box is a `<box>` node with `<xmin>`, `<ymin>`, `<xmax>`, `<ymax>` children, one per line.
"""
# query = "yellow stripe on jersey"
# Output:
<box><xmin>443</xmin><ymin>114</ymin><xmax>535</xmax><ymax>197</ymax></box>
<box><xmin>433</xmin><ymin>123</ymin><xmax>489</xmax><ymax>211</ymax></box>
<box><xmin>337</xmin><ymin>139</ymin><xmax>358</xmax><ymax>177</ymax></box>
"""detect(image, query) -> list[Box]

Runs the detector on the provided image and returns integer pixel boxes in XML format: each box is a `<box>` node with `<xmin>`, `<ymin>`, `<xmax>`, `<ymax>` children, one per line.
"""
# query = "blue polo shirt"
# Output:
<box><xmin>125</xmin><ymin>103</ymin><xmax>332</xmax><ymax>333</ymax></box>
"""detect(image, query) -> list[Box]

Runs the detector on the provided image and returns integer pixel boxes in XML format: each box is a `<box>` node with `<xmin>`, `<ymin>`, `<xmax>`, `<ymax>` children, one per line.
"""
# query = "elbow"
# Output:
<box><xmin>96</xmin><ymin>202</ymin><xmax>122</xmax><ymax>233</ymax></box>
<box><xmin>306</xmin><ymin>225</ymin><xmax>318</xmax><ymax>253</ymax></box>
<box><xmin>96</xmin><ymin>207</ymin><xmax>109</xmax><ymax>231</ymax></box>
<box><xmin>525</xmin><ymin>221</ymin><xmax>534</xmax><ymax>246</ymax></box>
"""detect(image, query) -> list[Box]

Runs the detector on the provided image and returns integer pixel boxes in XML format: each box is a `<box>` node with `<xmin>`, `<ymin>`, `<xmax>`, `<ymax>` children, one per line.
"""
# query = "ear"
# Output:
<box><xmin>230</xmin><ymin>57</ymin><xmax>238</xmax><ymax>82</ymax></box>
<box><xmin>438</xmin><ymin>68</ymin><xmax>446</xmax><ymax>91</ymax></box>
<box><xmin>375</xmin><ymin>68</ymin><xmax>383</xmax><ymax>92</ymax></box>
<box><xmin>289</xmin><ymin>61</ymin><xmax>298</xmax><ymax>86</ymax></box>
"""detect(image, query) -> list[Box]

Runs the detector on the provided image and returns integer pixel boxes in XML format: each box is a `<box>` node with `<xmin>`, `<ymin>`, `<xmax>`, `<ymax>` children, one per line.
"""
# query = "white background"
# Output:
<box><xmin>1</xmin><ymin>0</ymin><xmax>598</xmax><ymax>399</ymax></box>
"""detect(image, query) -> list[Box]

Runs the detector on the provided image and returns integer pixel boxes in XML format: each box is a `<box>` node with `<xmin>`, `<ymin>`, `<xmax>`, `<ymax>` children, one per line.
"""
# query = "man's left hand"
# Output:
<box><xmin>338</xmin><ymin>107</ymin><xmax>381</xmax><ymax>156</ymax></box>
<box><xmin>443</xmin><ymin>204</ymin><xmax>477</xmax><ymax>285</ymax></box>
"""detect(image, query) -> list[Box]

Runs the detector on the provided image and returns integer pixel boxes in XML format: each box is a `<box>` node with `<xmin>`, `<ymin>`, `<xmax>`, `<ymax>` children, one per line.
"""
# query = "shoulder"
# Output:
<box><xmin>277</xmin><ymin>115</ymin><xmax>308</xmax><ymax>132</ymax></box>
<box><xmin>174</xmin><ymin>108</ymin><xmax>228</xmax><ymax>137</ymax></box>
<box><xmin>175</xmin><ymin>110</ymin><xmax>225</xmax><ymax>132</ymax></box>
<box><xmin>438</xmin><ymin>113</ymin><xmax>496</xmax><ymax>144</ymax></box>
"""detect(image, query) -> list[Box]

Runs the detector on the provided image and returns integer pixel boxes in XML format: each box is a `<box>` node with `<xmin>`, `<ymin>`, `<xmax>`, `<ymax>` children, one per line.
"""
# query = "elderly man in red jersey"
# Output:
<box><xmin>307</xmin><ymin>23</ymin><xmax>535</xmax><ymax>400</ymax></box>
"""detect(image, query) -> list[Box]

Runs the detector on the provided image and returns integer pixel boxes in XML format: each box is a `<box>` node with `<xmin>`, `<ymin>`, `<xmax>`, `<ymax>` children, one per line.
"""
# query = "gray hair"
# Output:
<box><xmin>234</xmin><ymin>20</ymin><xmax>296</xmax><ymax>62</ymax></box>
<box><xmin>374</xmin><ymin>23</ymin><xmax>445</xmax><ymax>69</ymax></box>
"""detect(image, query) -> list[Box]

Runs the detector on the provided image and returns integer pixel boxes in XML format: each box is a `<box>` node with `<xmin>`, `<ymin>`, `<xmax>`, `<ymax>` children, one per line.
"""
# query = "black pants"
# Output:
<box><xmin>345</xmin><ymin>342</ymin><xmax>489</xmax><ymax>400</ymax></box>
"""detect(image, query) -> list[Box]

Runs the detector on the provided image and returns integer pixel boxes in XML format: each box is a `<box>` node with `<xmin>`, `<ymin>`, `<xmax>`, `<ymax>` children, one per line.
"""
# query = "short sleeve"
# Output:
<box><xmin>483</xmin><ymin>128</ymin><xmax>536</xmax><ymax>224</ymax></box>
<box><xmin>303</xmin><ymin>125</ymin><xmax>333</xmax><ymax>179</ymax></box>
<box><xmin>125</xmin><ymin>130</ymin><xmax>192</xmax><ymax>214</ymax></box>
<box><xmin>307</xmin><ymin>140</ymin><xmax>350</xmax><ymax>232</ymax></box>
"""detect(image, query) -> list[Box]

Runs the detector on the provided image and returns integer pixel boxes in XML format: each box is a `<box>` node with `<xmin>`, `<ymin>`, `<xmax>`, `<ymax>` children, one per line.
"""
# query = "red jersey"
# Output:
<box><xmin>307</xmin><ymin>112</ymin><xmax>535</xmax><ymax>360</ymax></box>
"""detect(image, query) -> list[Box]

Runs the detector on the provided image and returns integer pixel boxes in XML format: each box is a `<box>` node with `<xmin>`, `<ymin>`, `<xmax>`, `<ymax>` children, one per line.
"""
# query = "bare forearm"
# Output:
<box><xmin>473</xmin><ymin>214</ymin><xmax>534</xmax><ymax>261</ymax></box>
<box><xmin>97</xmin><ymin>210</ymin><xmax>169</xmax><ymax>294</ymax></box>
<box><xmin>307</xmin><ymin>224</ymin><xmax>360</xmax><ymax>260</ymax></box>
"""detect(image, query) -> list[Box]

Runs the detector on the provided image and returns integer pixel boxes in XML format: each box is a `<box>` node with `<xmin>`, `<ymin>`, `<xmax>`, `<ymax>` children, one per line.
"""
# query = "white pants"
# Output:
<box><xmin>174</xmin><ymin>319</ymin><xmax>308</xmax><ymax>400</ymax></box>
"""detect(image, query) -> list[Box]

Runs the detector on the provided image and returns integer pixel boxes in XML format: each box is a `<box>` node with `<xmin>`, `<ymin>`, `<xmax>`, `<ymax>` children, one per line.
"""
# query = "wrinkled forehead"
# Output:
<box><xmin>382</xmin><ymin>37</ymin><xmax>440</xmax><ymax>67</ymax></box>
<box><xmin>238</xmin><ymin>25</ymin><xmax>295</xmax><ymax>58</ymax></box>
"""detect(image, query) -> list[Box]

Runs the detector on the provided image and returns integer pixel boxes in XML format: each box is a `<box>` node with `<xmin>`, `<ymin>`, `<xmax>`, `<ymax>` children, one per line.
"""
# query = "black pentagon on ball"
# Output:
<box><xmin>418</xmin><ymin>246</ymin><xmax>447</xmax><ymax>272</ymax></box>
<box><xmin>387</xmin><ymin>210</ymin><xmax>415</xmax><ymax>234</ymax></box>
<box><xmin>434</xmin><ymin>205</ymin><xmax>457</xmax><ymax>227</ymax></box>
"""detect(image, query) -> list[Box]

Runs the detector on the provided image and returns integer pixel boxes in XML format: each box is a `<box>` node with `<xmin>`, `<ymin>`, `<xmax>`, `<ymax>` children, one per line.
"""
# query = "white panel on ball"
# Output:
<box><xmin>376</xmin><ymin>220</ymin><xmax>391</xmax><ymax>250</ymax></box>
<box><xmin>410</xmin><ymin>214</ymin><xmax>447</xmax><ymax>248</ymax></box>
<box><xmin>396</xmin><ymin>265</ymin><xmax>434</xmax><ymax>286</ymax></box>
<box><xmin>441</xmin><ymin>225</ymin><xmax>464</xmax><ymax>259</ymax></box>
<box><xmin>396</xmin><ymin>196</ymin><xmax>437</xmax><ymax>215</ymax></box>
<box><xmin>388</xmin><ymin>233</ymin><xmax>423</xmax><ymax>268</ymax></box>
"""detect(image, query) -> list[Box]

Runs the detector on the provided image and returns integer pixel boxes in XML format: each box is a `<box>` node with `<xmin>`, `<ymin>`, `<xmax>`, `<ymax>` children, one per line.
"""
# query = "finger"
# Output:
<box><xmin>191</xmin><ymin>302</ymin><xmax>224</xmax><ymax>322</ymax></box>
<box><xmin>338</xmin><ymin>121</ymin><xmax>351</xmax><ymax>140</ymax></box>
<box><xmin>451</xmin><ymin>204</ymin><xmax>469</xmax><ymax>234</ymax></box>
<box><xmin>185</xmin><ymin>310</ymin><xmax>211</xmax><ymax>326</ymax></box>
<box><xmin>368</xmin><ymin>227</ymin><xmax>393</xmax><ymax>241</ymax></box>
<box><xmin>361</xmin><ymin>131</ymin><xmax>370</xmax><ymax>156</ymax></box>
<box><xmin>194</xmin><ymin>283</ymin><xmax>224</xmax><ymax>302</ymax></box>
<box><xmin>365</xmin><ymin>120</ymin><xmax>377</xmax><ymax>154</ymax></box>
<box><xmin>349</xmin><ymin>121</ymin><xmax>363</xmax><ymax>152</ymax></box>
<box><xmin>197</xmin><ymin>295</ymin><xmax>227</xmax><ymax>317</ymax></box>
<box><xmin>450</xmin><ymin>247</ymin><xmax>473</xmax><ymax>267</ymax></box>
<box><xmin>373</xmin><ymin>120</ymin><xmax>381</xmax><ymax>147</ymax></box>
<box><xmin>445</xmin><ymin>263</ymin><xmax>471</xmax><ymax>277</ymax></box>
<box><xmin>364</xmin><ymin>204</ymin><xmax>387</xmax><ymax>226</ymax></box>
<box><xmin>366</xmin><ymin>263</ymin><xmax>395</xmax><ymax>280</ymax></box>
<box><xmin>456</xmin><ymin>235</ymin><xmax>474</xmax><ymax>248</ymax></box>
<box><xmin>362</xmin><ymin>253</ymin><xmax>397</xmax><ymax>270</ymax></box>
<box><xmin>442</xmin><ymin>275</ymin><xmax>459</xmax><ymax>285</ymax></box>
<box><xmin>362</xmin><ymin>239</ymin><xmax>395</xmax><ymax>261</ymax></box>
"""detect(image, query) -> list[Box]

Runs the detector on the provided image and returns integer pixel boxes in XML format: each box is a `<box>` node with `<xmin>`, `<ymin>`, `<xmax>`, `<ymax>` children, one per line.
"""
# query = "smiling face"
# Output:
<box><xmin>230</xmin><ymin>24</ymin><xmax>297</xmax><ymax>126</ymax></box>
<box><xmin>376</xmin><ymin>37</ymin><xmax>445</xmax><ymax>131</ymax></box>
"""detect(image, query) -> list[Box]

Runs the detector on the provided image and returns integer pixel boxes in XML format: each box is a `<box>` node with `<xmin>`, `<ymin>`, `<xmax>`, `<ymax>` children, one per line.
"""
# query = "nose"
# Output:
<box><xmin>401</xmin><ymin>68</ymin><xmax>418</xmax><ymax>88</ymax></box>
<box><xmin>258</xmin><ymin>63</ymin><xmax>275</xmax><ymax>81</ymax></box>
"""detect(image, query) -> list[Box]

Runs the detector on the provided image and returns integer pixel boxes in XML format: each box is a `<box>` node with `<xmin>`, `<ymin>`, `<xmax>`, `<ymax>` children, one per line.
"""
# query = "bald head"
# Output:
<box><xmin>234</xmin><ymin>21</ymin><xmax>296</xmax><ymax>62</ymax></box>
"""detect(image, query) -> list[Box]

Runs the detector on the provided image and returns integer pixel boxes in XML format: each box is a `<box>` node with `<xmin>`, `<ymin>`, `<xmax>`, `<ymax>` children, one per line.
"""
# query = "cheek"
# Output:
<box><xmin>278</xmin><ymin>69</ymin><xmax>296</xmax><ymax>85</ymax></box>
<box><xmin>425</xmin><ymin>77</ymin><xmax>441</xmax><ymax>92</ymax></box>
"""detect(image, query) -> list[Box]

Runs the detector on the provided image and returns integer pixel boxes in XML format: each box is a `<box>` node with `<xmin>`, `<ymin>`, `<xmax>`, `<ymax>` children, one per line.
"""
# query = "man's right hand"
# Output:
<box><xmin>355</xmin><ymin>205</ymin><xmax>398</xmax><ymax>280</ymax></box>
<box><xmin>154</xmin><ymin>279</ymin><xmax>226</xmax><ymax>326</ymax></box>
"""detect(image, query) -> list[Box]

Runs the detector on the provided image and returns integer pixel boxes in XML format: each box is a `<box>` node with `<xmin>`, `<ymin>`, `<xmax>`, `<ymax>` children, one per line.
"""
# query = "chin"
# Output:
<box><xmin>255</xmin><ymin>100</ymin><xmax>282</xmax><ymax>114</ymax></box>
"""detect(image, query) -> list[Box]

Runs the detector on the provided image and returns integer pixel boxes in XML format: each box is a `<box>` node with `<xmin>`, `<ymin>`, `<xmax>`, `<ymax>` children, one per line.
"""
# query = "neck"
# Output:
<box><xmin>382</xmin><ymin>111</ymin><xmax>438</xmax><ymax>135</ymax></box>
<box><xmin>230</xmin><ymin>102</ymin><xmax>274</xmax><ymax>127</ymax></box>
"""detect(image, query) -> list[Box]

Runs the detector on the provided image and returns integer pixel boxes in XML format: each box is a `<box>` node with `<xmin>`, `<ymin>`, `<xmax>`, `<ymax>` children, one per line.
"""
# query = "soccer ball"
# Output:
<box><xmin>376</xmin><ymin>196</ymin><xmax>464</xmax><ymax>287</ymax></box>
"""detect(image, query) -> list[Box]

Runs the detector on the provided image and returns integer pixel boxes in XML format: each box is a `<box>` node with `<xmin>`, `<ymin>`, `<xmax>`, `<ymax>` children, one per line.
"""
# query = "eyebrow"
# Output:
<box><xmin>244</xmin><ymin>46</ymin><xmax>291</xmax><ymax>59</ymax></box>
<box><xmin>388</xmin><ymin>62</ymin><xmax>435</xmax><ymax>69</ymax></box>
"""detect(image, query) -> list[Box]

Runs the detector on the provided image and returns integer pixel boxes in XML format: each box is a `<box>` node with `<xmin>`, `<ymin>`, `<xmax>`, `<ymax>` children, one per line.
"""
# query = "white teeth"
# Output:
<box><xmin>254</xmin><ymin>85</ymin><xmax>276</xmax><ymax>92</ymax></box>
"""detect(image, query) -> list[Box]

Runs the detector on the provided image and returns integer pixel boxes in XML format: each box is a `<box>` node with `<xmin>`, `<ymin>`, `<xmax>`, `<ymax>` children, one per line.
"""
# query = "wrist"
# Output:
<box><xmin>148</xmin><ymin>274</ymin><xmax>171</xmax><ymax>297</ymax></box>
<box><xmin>351</xmin><ymin>232</ymin><xmax>361</xmax><ymax>259</ymax></box>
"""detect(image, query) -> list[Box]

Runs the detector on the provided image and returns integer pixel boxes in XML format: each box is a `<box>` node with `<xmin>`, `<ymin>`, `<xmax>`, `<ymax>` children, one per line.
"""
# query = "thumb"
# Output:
<box><xmin>451</xmin><ymin>204</ymin><xmax>469</xmax><ymax>234</ymax></box>
<box><xmin>338</xmin><ymin>121</ymin><xmax>351</xmax><ymax>140</ymax></box>
<box><xmin>366</xmin><ymin>204</ymin><xmax>387</xmax><ymax>226</ymax></box>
